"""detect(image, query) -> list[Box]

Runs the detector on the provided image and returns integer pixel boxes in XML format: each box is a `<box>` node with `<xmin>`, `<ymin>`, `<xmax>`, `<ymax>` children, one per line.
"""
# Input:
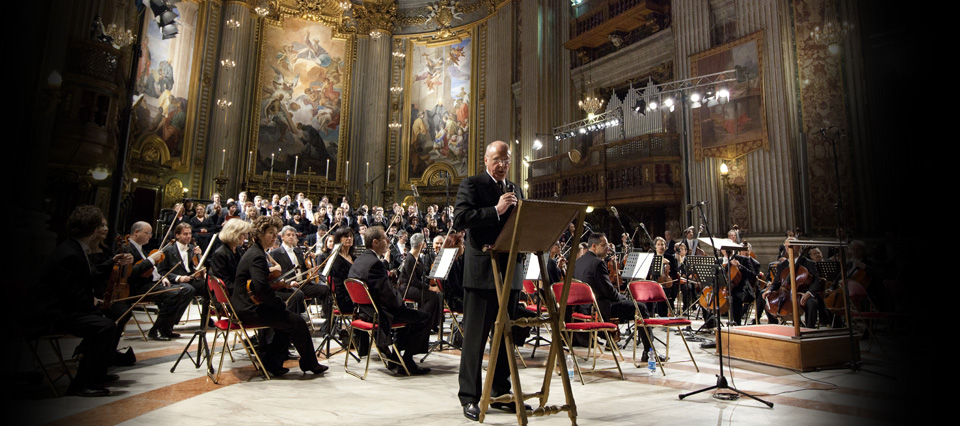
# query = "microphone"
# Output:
<box><xmin>506</xmin><ymin>183</ymin><xmax>515</xmax><ymax>193</ymax></box>
<box><xmin>686</xmin><ymin>201</ymin><xmax>707</xmax><ymax>211</ymax></box>
<box><xmin>610</xmin><ymin>206</ymin><xmax>619</xmax><ymax>218</ymax></box>
<box><xmin>638</xmin><ymin>222</ymin><xmax>646</xmax><ymax>230</ymax></box>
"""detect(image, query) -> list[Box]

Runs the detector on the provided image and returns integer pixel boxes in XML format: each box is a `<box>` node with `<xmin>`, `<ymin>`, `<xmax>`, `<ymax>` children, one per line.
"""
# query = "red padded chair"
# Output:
<box><xmin>207</xmin><ymin>275</ymin><xmax>270</xmax><ymax>384</ymax></box>
<box><xmin>550</xmin><ymin>281</ymin><xmax>624</xmax><ymax>385</ymax></box>
<box><xmin>342</xmin><ymin>278</ymin><xmax>411</xmax><ymax>379</ymax></box>
<box><xmin>628</xmin><ymin>280</ymin><xmax>699</xmax><ymax>375</ymax></box>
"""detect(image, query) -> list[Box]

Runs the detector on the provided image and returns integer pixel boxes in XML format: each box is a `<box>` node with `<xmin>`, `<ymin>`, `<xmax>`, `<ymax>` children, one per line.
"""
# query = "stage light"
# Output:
<box><xmin>647</xmin><ymin>100</ymin><xmax>658</xmax><ymax>111</ymax></box>
<box><xmin>633</xmin><ymin>98</ymin><xmax>645</xmax><ymax>114</ymax></box>
<box><xmin>532</xmin><ymin>139</ymin><xmax>543</xmax><ymax>150</ymax></box>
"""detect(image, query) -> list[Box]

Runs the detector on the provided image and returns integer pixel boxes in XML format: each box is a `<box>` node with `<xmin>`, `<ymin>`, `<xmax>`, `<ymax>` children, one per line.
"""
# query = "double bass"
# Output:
<box><xmin>763</xmin><ymin>261</ymin><xmax>813</xmax><ymax>318</ymax></box>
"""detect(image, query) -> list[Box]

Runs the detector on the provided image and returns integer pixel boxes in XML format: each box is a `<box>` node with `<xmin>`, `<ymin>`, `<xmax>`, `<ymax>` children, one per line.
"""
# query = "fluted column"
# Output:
<box><xmin>202</xmin><ymin>1</ymin><xmax>254</xmax><ymax>198</ymax></box>
<box><xmin>357</xmin><ymin>34</ymin><xmax>391</xmax><ymax>205</ymax></box>
<box><xmin>485</xmin><ymin>5</ymin><xmax>515</xmax><ymax>166</ymax></box>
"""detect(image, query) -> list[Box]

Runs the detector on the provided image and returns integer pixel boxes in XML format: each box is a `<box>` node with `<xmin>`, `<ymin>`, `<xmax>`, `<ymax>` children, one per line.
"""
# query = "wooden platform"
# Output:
<box><xmin>720</xmin><ymin>325</ymin><xmax>856</xmax><ymax>372</ymax></box>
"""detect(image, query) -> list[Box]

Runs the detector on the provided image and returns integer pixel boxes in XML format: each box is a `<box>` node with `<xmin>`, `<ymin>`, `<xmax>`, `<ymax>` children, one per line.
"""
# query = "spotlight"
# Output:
<box><xmin>663</xmin><ymin>97</ymin><xmax>674</xmax><ymax>108</ymax></box>
<box><xmin>578</xmin><ymin>127</ymin><xmax>587</xmax><ymax>134</ymax></box>
<box><xmin>633</xmin><ymin>98</ymin><xmax>646</xmax><ymax>114</ymax></box>
<box><xmin>647</xmin><ymin>100</ymin><xmax>658</xmax><ymax>111</ymax></box>
<box><xmin>690</xmin><ymin>92</ymin><xmax>702</xmax><ymax>108</ymax></box>
<box><xmin>555</xmin><ymin>134</ymin><xmax>561</xmax><ymax>141</ymax></box>
<box><xmin>717</xmin><ymin>88</ymin><xmax>730</xmax><ymax>105</ymax></box>
<box><xmin>532</xmin><ymin>139</ymin><xmax>543</xmax><ymax>150</ymax></box>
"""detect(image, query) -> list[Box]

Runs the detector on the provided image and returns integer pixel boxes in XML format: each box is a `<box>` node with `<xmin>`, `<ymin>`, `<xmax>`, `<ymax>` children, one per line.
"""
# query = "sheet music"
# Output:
<box><xmin>523</xmin><ymin>253</ymin><xmax>547</xmax><ymax>280</ymax></box>
<box><xmin>623</xmin><ymin>252</ymin><xmax>655</xmax><ymax>280</ymax></box>
<box><xmin>321</xmin><ymin>243</ymin><xmax>343</xmax><ymax>277</ymax></box>
<box><xmin>427</xmin><ymin>247</ymin><xmax>459</xmax><ymax>280</ymax></box>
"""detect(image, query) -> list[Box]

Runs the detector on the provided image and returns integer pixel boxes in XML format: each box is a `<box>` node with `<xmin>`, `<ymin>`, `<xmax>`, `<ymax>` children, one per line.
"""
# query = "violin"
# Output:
<box><xmin>103</xmin><ymin>234</ymin><xmax>132</xmax><ymax>310</ymax></box>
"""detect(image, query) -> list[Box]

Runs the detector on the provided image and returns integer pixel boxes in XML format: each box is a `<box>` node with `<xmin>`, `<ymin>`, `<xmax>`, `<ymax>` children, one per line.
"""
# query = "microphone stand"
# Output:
<box><xmin>679</xmin><ymin>204</ymin><xmax>772</xmax><ymax>407</ymax></box>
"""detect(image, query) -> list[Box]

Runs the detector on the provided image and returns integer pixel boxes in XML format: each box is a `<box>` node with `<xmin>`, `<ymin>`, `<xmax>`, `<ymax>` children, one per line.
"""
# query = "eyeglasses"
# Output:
<box><xmin>486</xmin><ymin>157</ymin><xmax>511</xmax><ymax>166</ymax></box>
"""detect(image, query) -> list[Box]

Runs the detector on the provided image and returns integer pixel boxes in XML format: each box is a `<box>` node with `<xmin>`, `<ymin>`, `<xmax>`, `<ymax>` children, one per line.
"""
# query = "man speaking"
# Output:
<box><xmin>455</xmin><ymin>140</ymin><xmax>529</xmax><ymax>421</ymax></box>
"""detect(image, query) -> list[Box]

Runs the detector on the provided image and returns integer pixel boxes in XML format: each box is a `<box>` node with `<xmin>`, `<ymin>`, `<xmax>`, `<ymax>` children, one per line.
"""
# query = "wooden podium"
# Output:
<box><xmin>479</xmin><ymin>199</ymin><xmax>586</xmax><ymax>425</ymax></box>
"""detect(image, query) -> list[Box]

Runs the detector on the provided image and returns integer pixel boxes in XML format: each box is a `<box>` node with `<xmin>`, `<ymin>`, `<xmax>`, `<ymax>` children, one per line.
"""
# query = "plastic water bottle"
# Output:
<box><xmin>566</xmin><ymin>356</ymin><xmax>574</xmax><ymax>380</ymax></box>
<box><xmin>647</xmin><ymin>349</ymin><xmax>657</xmax><ymax>373</ymax></box>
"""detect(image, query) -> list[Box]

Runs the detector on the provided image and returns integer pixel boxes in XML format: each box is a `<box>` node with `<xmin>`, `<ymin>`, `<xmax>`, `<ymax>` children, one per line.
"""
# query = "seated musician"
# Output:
<box><xmin>347</xmin><ymin>226</ymin><xmax>432</xmax><ymax>374</ymax></box>
<box><xmin>156</xmin><ymin>222</ymin><xmax>207</xmax><ymax>310</ymax></box>
<box><xmin>398</xmin><ymin>233</ymin><xmax>444</xmax><ymax>332</ymax></box>
<box><xmin>763</xmin><ymin>239</ymin><xmax>822</xmax><ymax>327</ymax></box>
<box><xmin>672</xmin><ymin>242</ymin><xmax>697</xmax><ymax>315</ymax></box>
<box><xmin>232</xmin><ymin>215</ymin><xmax>329</xmax><ymax>377</ymax></box>
<box><xmin>270</xmin><ymin>225</ymin><xmax>334</xmax><ymax>334</ymax></box>
<box><xmin>36</xmin><ymin>206</ymin><xmax>133</xmax><ymax>396</ymax></box>
<box><xmin>440</xmin><ymin>233</ymin><xmax>466</xmax><ymax>314</ymax></box>
<box><xmin>126</xmin><ymin>221</ymin><xmax>196</xmax><ymax>341</ymax></box>
<box><xmin>574</xmin><ymin>232</ymin><xmax>656</xmax><ymax>361</ymax></box>
<box><xmin>208</xmin><ymin>218</ymin><xmax>254</xmax><ymax>294</ymax></box>
<box><xmin>647</xmin><ymin>237</ymin><xmax>678</xmax><ymax>316</ymax></box>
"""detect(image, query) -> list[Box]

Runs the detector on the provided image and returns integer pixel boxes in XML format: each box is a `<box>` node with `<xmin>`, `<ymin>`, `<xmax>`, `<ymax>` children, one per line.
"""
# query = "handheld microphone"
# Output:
<box><xmin>506</xmin><ymin>183</ymin><xmax>515</xmax><ymax>193</ymax></box>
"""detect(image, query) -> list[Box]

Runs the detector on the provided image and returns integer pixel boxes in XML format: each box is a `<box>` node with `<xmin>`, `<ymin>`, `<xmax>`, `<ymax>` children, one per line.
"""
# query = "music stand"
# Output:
<box><xmin>479</xmin><ymin>199</ymin><xmax>585</xmax><ymax>425</ymax></box>
<box><xmin>521</xmin><ymin>253</ymin><xmax>551</xmax><ymax>358</ymax></box>
<box><xmin>420</xmin><ymin>247</ymin><xmax>460</xmax><ymax>362</ymax></box>
<box><xmin>171</xmin><ymin>234</ymin><xmax>218</xmax><ymax>374</ymax></box>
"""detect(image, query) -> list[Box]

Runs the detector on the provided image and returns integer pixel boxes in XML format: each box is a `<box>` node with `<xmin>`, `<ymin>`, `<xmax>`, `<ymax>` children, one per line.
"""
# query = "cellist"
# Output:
<box><xmin>762</xmin><ymin>239</ymin><xmax>822</xmax><ymax>327</ymax></box>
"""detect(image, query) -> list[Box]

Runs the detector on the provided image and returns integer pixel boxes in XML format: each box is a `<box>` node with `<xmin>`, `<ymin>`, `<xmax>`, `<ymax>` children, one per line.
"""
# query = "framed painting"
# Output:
<box><xmin>401</xmin><ymin>31</ymin><xmax>476</xmax><ymax>185</ymax></box>
<box><xmin>690</xmin><ymin>30</ymin><xmax>768</xmax><ymax>160</ymax></box>
<box><xmin>130</xmin><ymin>0</ymin><xmax>203</xmax><ymax>171</ymax></box>
<box><xmin>251</xmin><ymin>15</ymin><xmax>351</xmax><ymax>182</ymax></box>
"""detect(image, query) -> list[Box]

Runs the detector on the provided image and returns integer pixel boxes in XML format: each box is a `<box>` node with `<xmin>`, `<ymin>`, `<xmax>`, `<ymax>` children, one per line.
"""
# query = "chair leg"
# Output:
<box><xmin>602</xmin><ymin>330</ymin><xmax>625</xmax><ymax>380</ymax></box>
<box><xmin>676</xmin><ymin>326</ymin><xmax>699</xmax><ymax>372</ymax></box>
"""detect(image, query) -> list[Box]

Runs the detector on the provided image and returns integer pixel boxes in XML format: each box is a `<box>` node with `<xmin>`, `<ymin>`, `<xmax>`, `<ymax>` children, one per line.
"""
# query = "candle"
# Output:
<box><xmin>270</xmin><ymin>153</ymin><xmax>275</xmax><ymax>173</ymax></box>
<box><xmin>221</xmin><ymin>149</ymin><xmax>225</xmax><ymax>171</ymax></box>
<box><xmin>294</xmin><ymin>156</ymin><xmax>299</xmax><ymax>176</ymax></box>
<box><xmin>248</xmin><ymin>151</ymin><xmax>253</xmax><ymax>173</ymax></box>
<box><xmin>325</xmin><ymin>159</ymin><xmax>330</xmax><ymax>180</ymax></box>
<box><xmin>386</xmin><ymin>165</ymin><xmax>391</xmax><ymax>184</ymax></box>
<box><xmin>366</xmin><ymin>162</ymin><xmax>369</xmax><ymax>183</ymax></box>
<box><xmin>346</xmin><ymin>161</ymin><xmax>349</xmax><ymax>181</ymax></box>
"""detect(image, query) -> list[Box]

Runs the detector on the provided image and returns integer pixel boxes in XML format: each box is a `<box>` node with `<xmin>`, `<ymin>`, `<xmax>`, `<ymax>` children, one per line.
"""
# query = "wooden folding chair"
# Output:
<box><xmin>628</xmin><ymin>280</ymin><xmax>699</xmax><ymax>375</ymax></box>
<box><xmin>551</xmin><ymin>281</ymin><xmax>624</xmax><ymax>385</ymax></box>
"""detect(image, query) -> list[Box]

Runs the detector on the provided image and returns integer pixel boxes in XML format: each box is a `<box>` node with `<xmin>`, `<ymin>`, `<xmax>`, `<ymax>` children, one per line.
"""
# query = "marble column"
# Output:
<box><xmin>202</xmin><ymin>1</ymin><xmax>253</xmax><ymax>199</ymax></box>
<box><xmin>359</xmin><ymin>33</ymin><xmax>391</xmax><ymax>205</ymax></box>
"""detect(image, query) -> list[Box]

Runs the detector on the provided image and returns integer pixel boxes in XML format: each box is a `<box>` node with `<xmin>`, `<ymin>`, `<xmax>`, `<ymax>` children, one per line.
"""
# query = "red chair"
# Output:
<box><xmin>342</xmin><ymin>278</ymin><xmax>411</xmax><ymax>379</ymax></box>
<box><xmin>628</xmin><ymin>280</ymin><xmax>699</xmax><ymax>375</ymax></box>
<box><xmin>551</xmin><ymin>281</ymin><xmax>624</xmax><ymax>385</ymax></box>
<box><xmin>207</xmin><ymin>275</ymin><xmax>270</xmax><ymax>384</ymax></box>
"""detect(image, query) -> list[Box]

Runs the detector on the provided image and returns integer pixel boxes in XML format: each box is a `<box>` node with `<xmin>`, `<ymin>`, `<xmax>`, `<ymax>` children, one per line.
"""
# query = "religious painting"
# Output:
<box><xmin>252</xmin><ymin>16</ymin><xmax>349</xmax><ymax>181</ymax></box>
<box><xmin>402</xmin><ymin>34</ymin><xmax>474</xmax><ymax>184</ymax></box>
<box><xmin>130</xmin><ymin>0</ymin><xmax>201</xmax><ymax>170</ymax></box>
<box><xmin>690</xmin><ymin>31</ymin><xmax>768</xmax><ymax>160</ymax></box>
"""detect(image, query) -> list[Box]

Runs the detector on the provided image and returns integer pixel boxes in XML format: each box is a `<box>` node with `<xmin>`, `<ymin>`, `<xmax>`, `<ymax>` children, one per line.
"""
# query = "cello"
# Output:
<box><xmin>763</xmin><ymin>261</ymin><xmax>813</xmax><ymax>318</ymax></box>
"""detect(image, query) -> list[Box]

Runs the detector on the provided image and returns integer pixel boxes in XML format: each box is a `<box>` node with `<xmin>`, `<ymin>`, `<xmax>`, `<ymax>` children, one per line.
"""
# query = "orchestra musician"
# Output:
<box><xmin>707</xmin><ymin>246</ymin><xmax>759</xmax><ymax>327</ymax></box>
<box><xmin>647</xmin><ymin>237</ymin><xmax>677</xmax><ymax>316</ymax></box>
<box><xmin>270</xmin><ymin>225</ymin><xmax>334</xmax><ymax>335</ymax></box>
<box><xmin>673</xmin><ymin>242</ymin><xmax>697</xmax><ymax>314</ymax></box>
<box><xmin>399</xmin><ymin>233</ymin><xmax>444</xmax><ymax>331</ymax></box>
<box><xmin>126</xmin><ymin>221</ymin><xmax>197</xmax><ymax>341</ymax></box>
<box><xmin>36</xmin><ymin>206</ymin><xmax>133</xmax><ymax>396</ymax></box>
<box><xmin>347</xmin><ymin>226</ymin><xmax>433</xmax><ymax>375</ymax></box>
<box><xmin>763</xmin><ymin>240</ymin><xmax>822</xmax><ymax>327</ymax></box>
<box><xmin>208</xmin><ymin>218</ymin><xmax>253</xmax><ymax>294</ymax></box>
<box><xmin>328</xmin><ymin>227</ymin><xmax>358</xmax><ymax>318</ymax></box>
<box><xmin>156</xmin><ymin>223</ymin><xmax>208</xmax><ymax>331</ymax></box>
<box><xmin>232</xmin><ymin>215</ymin><xmax>328</xmax><ymax>377</ymax></box>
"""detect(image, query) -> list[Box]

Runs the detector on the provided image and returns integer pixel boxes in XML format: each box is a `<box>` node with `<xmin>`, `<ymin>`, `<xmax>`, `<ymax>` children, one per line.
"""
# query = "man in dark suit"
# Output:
<box><xmin>155</xmin><ymin>223</ymin><xmax>205</xmax><ymax>339</ymax></box>
<box><xmin>271</xmin><ymin>225</ymin><xmax>334</xmax><ymax>333</ymax></box>
<box><xmin>347</xmin><ymin>226</ymin><xmax>432</xmax><ymax>374</ymax></box>
<box><xmin>124</xmin><ymin>221</ymin><xmax>196</xmax><ymax>341</ymax></box>
<box><xmin>574</xmin><ymin>232</ymin><xmax>654</xmax><ymax>358</ymax></box>
<box><xmin>36</xmin><ymin>206</ymin><xmax>133</xmax><ymax>396</ymax></box>
<box><xmin>454</xmin><ymin>141</ymin><xmax>529</xmax><ymax>421</ymax></box>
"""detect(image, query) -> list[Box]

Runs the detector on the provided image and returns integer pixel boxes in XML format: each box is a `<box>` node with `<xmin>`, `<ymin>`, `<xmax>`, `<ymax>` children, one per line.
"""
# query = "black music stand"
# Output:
<box><xmin>171</xmin><ymin>234</ymin><xmax>218</xmax><ymax>374</ymax></box>
<box><xmin>420</xmin><ymin>247</ymin><xmax>460</xmax><ymax>362</ymax></box>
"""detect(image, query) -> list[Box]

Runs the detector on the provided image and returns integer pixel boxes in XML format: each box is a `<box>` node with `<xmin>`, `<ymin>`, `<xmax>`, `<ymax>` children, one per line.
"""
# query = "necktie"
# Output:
<box><xmin>497</xmin><ymin>181</ymin><xmax>505</xmax><ymax>194</ymax></box>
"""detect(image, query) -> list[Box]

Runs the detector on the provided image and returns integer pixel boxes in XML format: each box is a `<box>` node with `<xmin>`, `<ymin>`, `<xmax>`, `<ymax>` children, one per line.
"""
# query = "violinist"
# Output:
<box><xmin>270</xmin><ymin>226</ymin><xmax>333</xmax><ymax>329</ymax></box>
<box><xmin>233</xmin><ymin>215</ymin><xmax>329</xmax><ymax>377</ymax></box>
<box><xmin>156</xmin><ymin>223</ymin><xmax>207</xmax><ymax>329</ymax></box>
<box><xmin>681</xmin><ymin>226</ymin><xmax>702</xmax><ymax>255</ymax></box>
<box><xmin>574</xmin><ymin>233</ymin><xmax>656</xmax><ymax>360</ymax></box>
<box><xmin>673</xmin><ymin>242</ymin><xmax>697</xmax><ymax>314</ymax></box>
<box><xmin>126</xmin><ymin>221</ymin><xmax>196</xmax><ymax>341</ymax></box>
<box><xmin>547</xmin><ymin>242</ymin><xmax>563</xmax><ymax>284</ymax></box>
<box><xmin>646</xmin><ymin>237</ymin><xmax>677</xmax><ymax>316</ymax></box>
<box><xmin>441</xmin><ymin>233</ymin><xmax>466</xmax><ymax>313</ymax></box>
<box><xmin>399</xmin><ymin>233</ymin><xmax>444</xmax><ymax>331</ymax></box>
<box><xmin>328</xmin><ymin>226</ymin><xmax>358</xmax><ymax>316</ymax></box>
<box><xmin>763</xmin><ymin>240</ymin><xmax>822</xmax><ymax>327</ymax></box>
<box><xmin>36</xmin><ymin>206</ymin><xmax>133</xmax><ymax>396</ymax></box>
<box><xmin>209</xmin><ymin>218</ymin><xmax>253</xmax><ymax>294</ymax></box>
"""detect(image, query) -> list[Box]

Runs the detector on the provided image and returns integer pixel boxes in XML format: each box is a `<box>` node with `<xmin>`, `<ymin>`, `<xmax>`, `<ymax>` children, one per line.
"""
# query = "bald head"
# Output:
<box><xmin>484</xmin><ymin>140</ymin><xmax>511</xmax><ymax>181</ymax></box>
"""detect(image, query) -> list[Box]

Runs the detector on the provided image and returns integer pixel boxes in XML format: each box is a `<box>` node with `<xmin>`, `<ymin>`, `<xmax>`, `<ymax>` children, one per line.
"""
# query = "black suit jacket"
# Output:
<box><xmin>348</xmin><ymin>251</ymin><xmax>404</xmax><ymax>347</ymax></box>
<box><xmin>209</xmin><ymin>244</ymin><xmax>240</xmax><ymax>293</ymax></box>
<box><xmin>39</xmin><ymin>239</ymin><xmax>112</xmax><ymax>316</ymax></box>
<box><xmin>157</xmin><ymin>242</ymin><xmax>200</xmax><ymax>283</ymax></box>
<box><xmin>232</xmin><ymin>242</ymin><xmax>279</xmax><ymax>313</ymax></box>
<box><xmin>453</xmin><ymin>172</ymin><xmax>524</xmax><ymax>291</ymax></box>
<box><xmin>573</xmin><ymin>251</ymin><xmax>626</xmax><ymax>320</ymax></box>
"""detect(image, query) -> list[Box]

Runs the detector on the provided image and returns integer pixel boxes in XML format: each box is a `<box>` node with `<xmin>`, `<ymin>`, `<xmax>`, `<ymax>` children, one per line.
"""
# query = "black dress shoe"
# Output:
<box><xmin>66</xmin><ymin>385</ymin><xmax>111</xmax><ymax>397</ymax></box>
<box><xmin>305</xmin><ymin>364</ymin><xmax>329</xmax><ymax>374</ymax></box>
<box><xmin>268</xmin><ymin>367</ymin><xmax>290</xmax><ymax>377</ymax></box>
<box><xmin>490</xmin><ymin>400</ymin><xmax>532</xmax><ymax>413</ymax></box>
<box><xmin>148</xmin><ymin>329</ymin><xmax>171</xmax><ymax>341</ymax></box>
<box><xmin>639</xmin><ymin>354</ymin><xmax>668</xmax><ymax>363</ymax></box>
<box><xmin>404</xmin><ymin>362</ymin><xmax>431</xmax><ymax>375</ymax></box>
<box><xmin>462</xmin><ymin>402</ymin><xmax>480</xmax><ymax>421</ymax></box>
<box><xmin>161</xmin><ymin>329</ymin><xmax>181</xmax><ymax>338</ymax></box>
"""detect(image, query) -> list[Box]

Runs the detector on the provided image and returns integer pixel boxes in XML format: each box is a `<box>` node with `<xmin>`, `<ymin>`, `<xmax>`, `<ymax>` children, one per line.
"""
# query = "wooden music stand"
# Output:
<box><xmin>479</xmin><ymin>199</ymin><xmax>586</xmax><ymax>425</ymax></box>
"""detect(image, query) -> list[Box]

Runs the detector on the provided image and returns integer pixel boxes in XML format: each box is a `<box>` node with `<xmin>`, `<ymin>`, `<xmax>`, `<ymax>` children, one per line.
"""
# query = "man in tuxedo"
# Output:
<box><xmin>347</xmin><ymin>226</ymin><xmax>432</xmax><ymax>374</ymax></box>
<box><xmin>125</xmin><ymin>221</ymin><xmax>196</xmax><ymax>341</ymax></box>
<box><xmin>455</xmin><ymin>141</ymin><xmax>529</xmax><ymax>421</ymax></box>
<box><xmin>155</xmin><ymin>223</ymin><xmax>205</xmax><ymax>339</ymax></box>
<box><xmin>270</xmin><ymin>226</ymin><xmax>333</xmax><ymax>333</ymax></box>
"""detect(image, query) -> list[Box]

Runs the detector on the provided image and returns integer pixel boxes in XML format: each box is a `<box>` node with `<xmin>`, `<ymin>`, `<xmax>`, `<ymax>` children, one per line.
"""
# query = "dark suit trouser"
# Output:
<box><xmin>237</xmin><ymin>303</ymin><xmax>319</xmax><ymax>373</ymax></box>
<box><xmin>55</xmin><ymin>312</ymin><xmax>115</xmax><ymax>388</ymax></box>
<box><xmin>458</xmin><ymin>287</ymin><xmax>520</xmax><ymax>405</ymax></box>
<box><xmin>400</xmin><ymin>285</ymin><xmax>444</xmax><ymax>330</ymax></box>
<box><xmin>137</xmin><ymin>283</ymin><xmax>196</xmax><ymax>332</ymax></box>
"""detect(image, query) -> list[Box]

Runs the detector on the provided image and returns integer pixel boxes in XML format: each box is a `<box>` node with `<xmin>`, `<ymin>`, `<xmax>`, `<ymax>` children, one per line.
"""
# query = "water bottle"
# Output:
<box><xmin>647</xmin><ymin>348</ymin><xmax>657</xmax><ymax>373</ymax></box>
<box><xmin>566</xmin><ymin>356</ymin><xmax>574</xmax><ymax>380</ymax></box>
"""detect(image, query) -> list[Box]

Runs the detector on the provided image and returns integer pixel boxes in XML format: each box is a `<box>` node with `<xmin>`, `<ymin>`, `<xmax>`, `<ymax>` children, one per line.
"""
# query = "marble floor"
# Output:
<box><xmin>11</xmin><ymin>305</ymin><xmax>911</xmax><ymax>426</ymax></box>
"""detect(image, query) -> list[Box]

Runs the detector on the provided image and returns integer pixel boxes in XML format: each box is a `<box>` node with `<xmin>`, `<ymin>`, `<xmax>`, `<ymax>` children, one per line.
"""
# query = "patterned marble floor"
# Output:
<box><xmin>11</xmin><ymin>307</ymin><xmax>910</xmax><ymax>425</ymax></box>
